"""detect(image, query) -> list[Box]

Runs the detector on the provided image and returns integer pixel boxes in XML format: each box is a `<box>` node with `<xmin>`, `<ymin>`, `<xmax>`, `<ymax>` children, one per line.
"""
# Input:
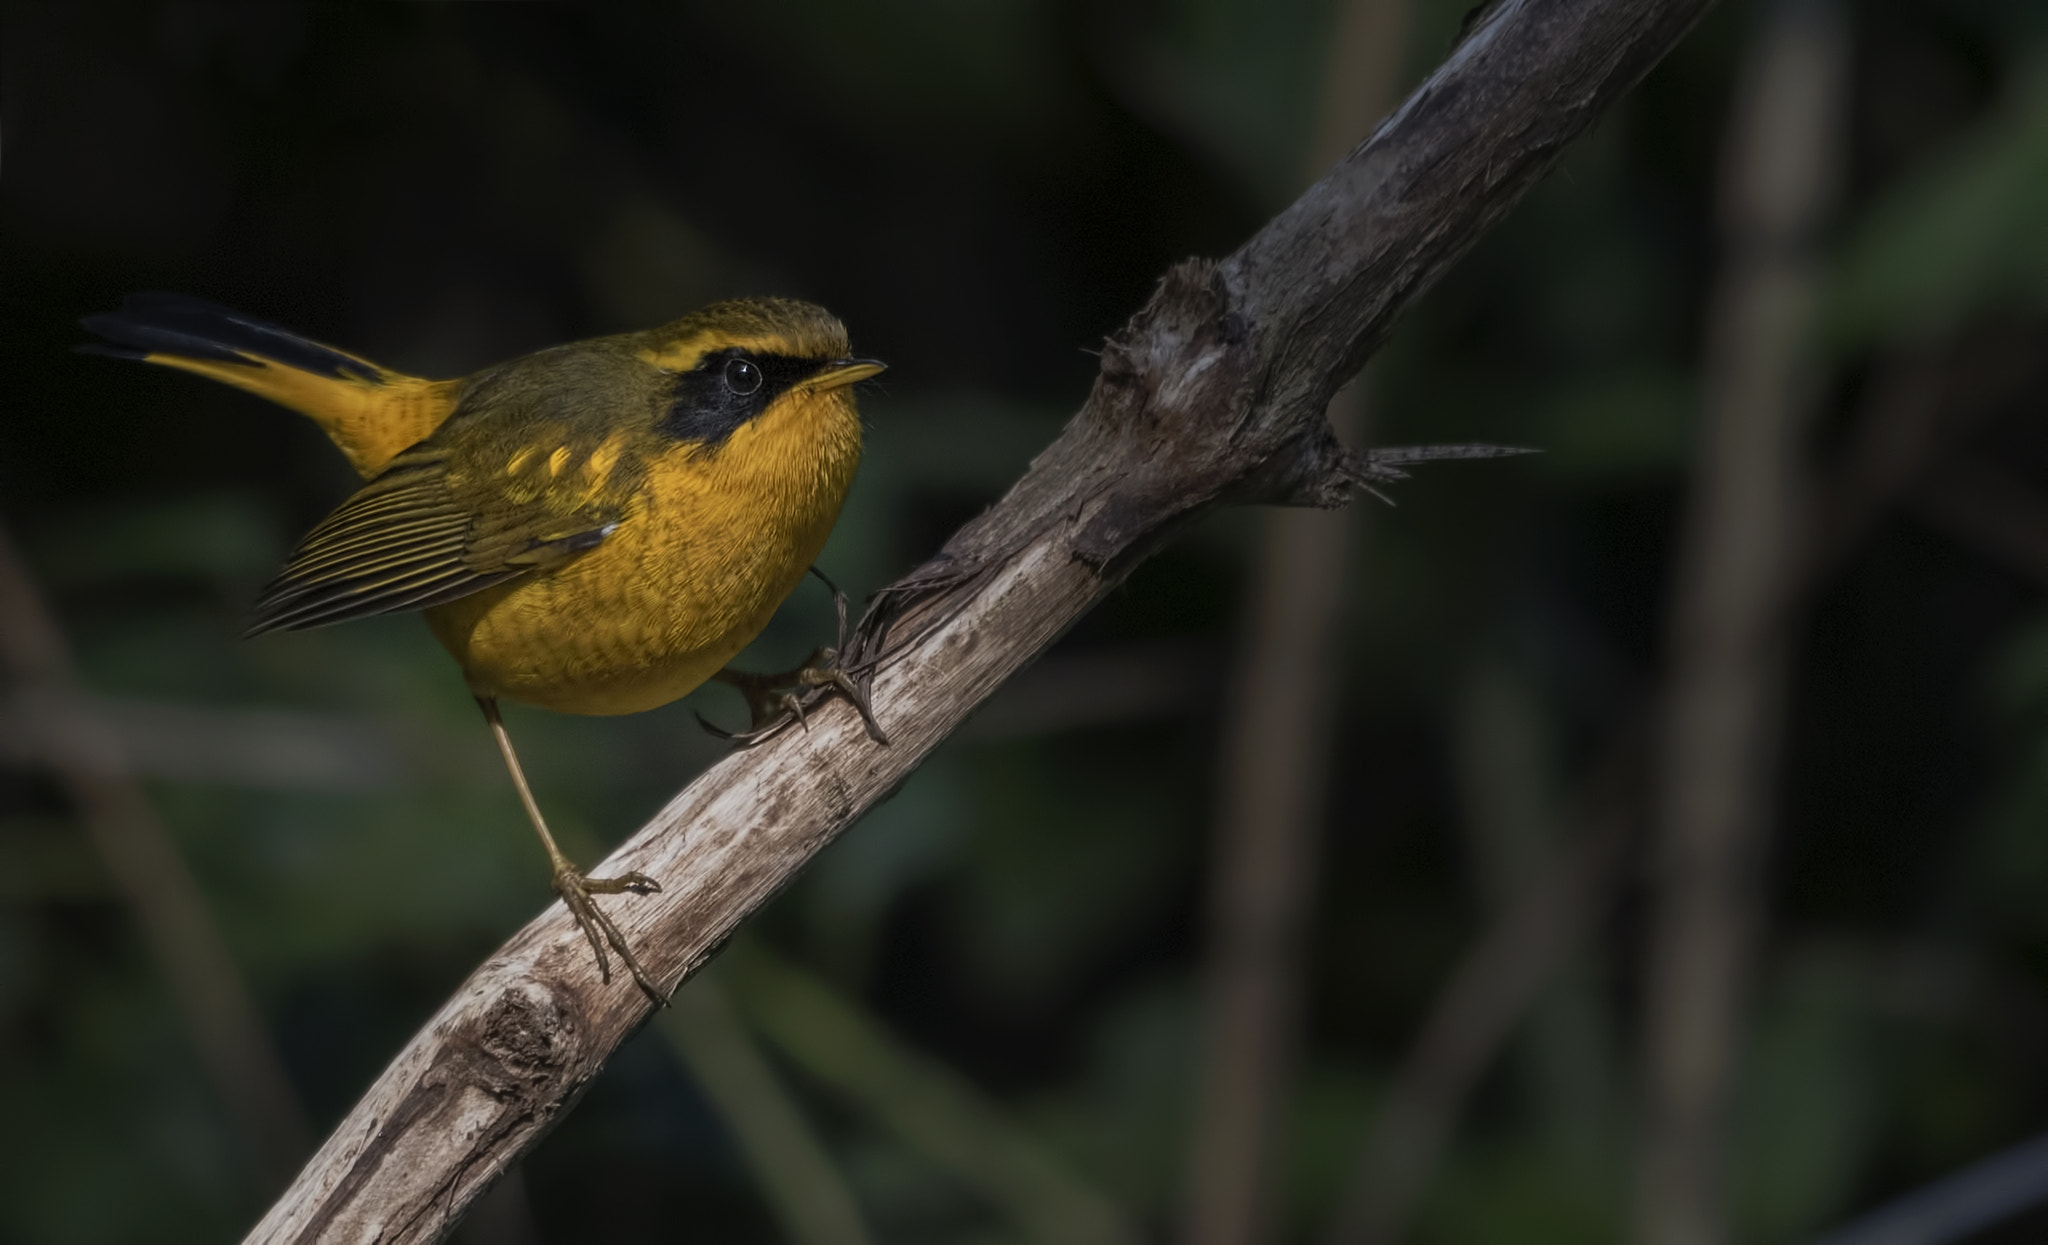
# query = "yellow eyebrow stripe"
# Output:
<box><xmin>635</xmin><ymin>333</ymin><xmax>814</xmax><ymax>372</ymax></box>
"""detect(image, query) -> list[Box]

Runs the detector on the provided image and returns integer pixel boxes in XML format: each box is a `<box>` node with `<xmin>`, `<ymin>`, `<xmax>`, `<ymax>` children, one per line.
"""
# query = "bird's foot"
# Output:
<box><xmin>698</xmin><ymin>574</ymin><xmax>888</xmax><ymax>745</ymax></box>
<box><xmin>554</xmin><ymin>863</ymin><xmax>666</xmax><ymax>1004</ymax></box>
<box><xmin>698</xmin><ymin>646</ymin><xmax>888</xmax><ymax>745</ymax></box>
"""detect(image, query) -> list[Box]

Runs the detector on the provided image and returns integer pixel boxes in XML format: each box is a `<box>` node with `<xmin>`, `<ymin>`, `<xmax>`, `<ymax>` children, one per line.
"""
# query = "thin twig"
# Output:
<box><xmin>731</xmin><ymin>947</ymin><xmax>1132</xmax><ymax>1245</ymax></box>
<box><xmin>243</xmin><ymin>2</ymin><xmax>1722</xmax><ymax>1237</ymax></box>
<box><xmin>1912</xmin><ymin>456</ymin><xmax>2048</xmax><ymax>586</ymax></box>
<box><xmin>1808</xmin><ymin>1129</ymin><xmax>2048</xmax><ymax>1245</ymax></box>
<box><xmin>1321</xmin><ymin>712</ymin><xmax>1640</xmax><ymax>1245</ymax></box>
<box><xmin>1797</xmin><ymin>352</ymin><xmax>1950</xmax><ymax>587</ymax></box>
<box><xmin>1633</xmin><ymin>3</ymin><xmax>1850</xmax><ymax>1241</ymax></box>
<box><xmin>1180</xmin><ymin>0</ymin><xmax>1411</xmax><ymax>1239</ymax></box>
<box><xmin>1798</xmin><ymin>329</ymin><xmax>2038</xmax><ymax>600</ymax></box>
<box><xmin>1454</xmin><ymin>661</ymin><xmax>1620</xmax><ymax>1172</ymax></box>
<box><xmin>662</xmin><ymin>970</ymin><xmax>875</xmax><ymax>1245</ymax></box>
<box><xmin>0</xmin><ymin>521</ymin><xmax>312</xmax><ymax>1192</ymax></box>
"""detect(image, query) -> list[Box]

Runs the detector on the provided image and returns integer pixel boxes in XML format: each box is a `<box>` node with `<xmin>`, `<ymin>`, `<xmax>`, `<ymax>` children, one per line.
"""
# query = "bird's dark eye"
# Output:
<box><xmin>724</xmin><ymin>356</ymin><xmax>762</xmax><ymax>395</ymax></box>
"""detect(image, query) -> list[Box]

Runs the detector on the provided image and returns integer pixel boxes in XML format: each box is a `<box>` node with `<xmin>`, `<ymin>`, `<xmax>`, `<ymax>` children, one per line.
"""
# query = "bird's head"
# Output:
<box><xmin>636</xmin><ymin>298</ymin><xmax>884</xmax><ymax>451</ymax></box>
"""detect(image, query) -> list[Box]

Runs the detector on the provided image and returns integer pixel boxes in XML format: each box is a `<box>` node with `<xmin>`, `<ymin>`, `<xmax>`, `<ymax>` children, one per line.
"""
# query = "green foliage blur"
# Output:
<box><xmin>4</xmin><ymin>1</ymin><xmax>2048</xmax><ymax>1242</ymax></box>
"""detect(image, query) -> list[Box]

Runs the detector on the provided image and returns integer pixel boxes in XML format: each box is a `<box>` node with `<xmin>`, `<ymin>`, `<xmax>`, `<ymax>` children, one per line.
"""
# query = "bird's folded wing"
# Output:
<box><xmin>246</xmin><ymin>446</ymin><xmax>619</xmax><ymax>635</ymax></box>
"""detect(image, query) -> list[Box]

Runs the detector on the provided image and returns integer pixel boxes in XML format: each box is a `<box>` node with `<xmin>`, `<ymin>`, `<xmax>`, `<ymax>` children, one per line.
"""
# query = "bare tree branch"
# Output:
<box><xmin>245</xmin><ymin>1</ymin><xmax>1718</xmax><ymax>1239</ymax></box>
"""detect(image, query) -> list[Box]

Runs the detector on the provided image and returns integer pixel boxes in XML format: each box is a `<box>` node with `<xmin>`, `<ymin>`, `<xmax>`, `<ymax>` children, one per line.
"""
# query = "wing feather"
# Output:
<box><xmin>246</xmin><ymin>446</ymin><xmax>620</xmax><ymax>635</ymax></box>
<box><xmin>280</xmin><ymin>520</ymin><xmax>476</xmax><ymax>577</ymax></box>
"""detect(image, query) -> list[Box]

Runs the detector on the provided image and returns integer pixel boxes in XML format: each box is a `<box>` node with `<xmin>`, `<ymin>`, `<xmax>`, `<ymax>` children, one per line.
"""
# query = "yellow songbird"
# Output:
<box><xmin>82</xmin><ymin>293</ymin><xmax>886</xmax><ymax>997</ymax></box>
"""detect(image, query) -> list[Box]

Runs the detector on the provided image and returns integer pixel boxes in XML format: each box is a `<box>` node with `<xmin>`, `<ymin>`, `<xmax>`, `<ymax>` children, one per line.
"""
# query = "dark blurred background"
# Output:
<box><xmin>5</xmin><ymin>1</ymin><xmax>2048</xmax><ymax>1242</ymax></box>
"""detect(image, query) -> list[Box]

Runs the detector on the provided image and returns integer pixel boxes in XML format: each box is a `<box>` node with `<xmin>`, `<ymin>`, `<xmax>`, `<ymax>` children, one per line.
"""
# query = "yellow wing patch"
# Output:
<box><xmin>582</xmin><ymin>434</ymin><xmax>625</xmax><ymax>495</ymax></box>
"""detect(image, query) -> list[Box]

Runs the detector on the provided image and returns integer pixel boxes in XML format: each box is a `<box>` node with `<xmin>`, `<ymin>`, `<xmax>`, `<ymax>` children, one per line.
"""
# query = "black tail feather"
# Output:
<box><xmin>79</xmin><ymin>293</ymin><xmax>379</xmax><ymax>382</ymax></box>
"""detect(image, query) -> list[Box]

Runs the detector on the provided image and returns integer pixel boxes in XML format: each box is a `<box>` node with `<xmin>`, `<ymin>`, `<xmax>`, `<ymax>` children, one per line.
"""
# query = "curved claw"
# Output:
<box><xmin>694</xmin><ymin>704</ymin><xmax>803</xmax><ymax>745</ymax></box>
<box><xmin>583</xmin><ymin>869</ymin><xmax>661</xmax><ymax>896</ymax></box>
<box><xmin>553</xmin><ymin>867</ymin><xmax>667</xmax><ymax>1004</ymax></box>
<box><xmin>701</xmin><ymin>573</ymin><xmax>889</xmax><ymax>747</ymax></box>
<box><xmin>557</xmin><ymin>880</ymin><xmax>614</xmax><ymax>983</ymax></box>
<box><xmin>693</xmin><ymin>709</ymin><xmax>739</xmax><ymax>741</ymax></box>
<box><xmin>706</xmin><ymin>662</ymin><xmax>884</xmax><ymax>745</ymax></box>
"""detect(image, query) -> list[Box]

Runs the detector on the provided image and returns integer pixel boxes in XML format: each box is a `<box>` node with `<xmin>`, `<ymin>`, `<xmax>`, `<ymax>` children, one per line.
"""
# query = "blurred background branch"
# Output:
<box><xmin>0</xmin><ymin>523</ymin><xmax>310</xmax><ymax>1192</ymax></box>
<box><xmin>1181</xmin><ymin>0</ymin><xmax>1410</xmax><ymax>1239</ymax></box>
<box><xmin>661</xmin><ymin>971</ymin><xmax>876</xmax><ymax>1245</ymax></box>
<box><xmin>0</xmin><ymin>691</ymin><xmax>429</xmax><ymax>791</ymax></box>
<box><xmin>1810</xmin><ymin>1127</ymin><xmax>2048</xmax><ymax>1245</ymax></box>
<box><xmin>1915</xmin><ymin>457</ymin><xmax>2048</xmax><ymax>586</ymax></box>
<box><xmin>732</xmin><ymin>946</ymin><xmax>1137</xmax><ymax>1245</ymax></box>
<box><xmin>1324</xmin><ymin>711</ymin><xmax>1638</xmax><ymax>1244</ymax></box>
<box><xmin>1634</xmin><ymin>3</ymin><xmax>1851</xmax><ymax>1242</ymax></box>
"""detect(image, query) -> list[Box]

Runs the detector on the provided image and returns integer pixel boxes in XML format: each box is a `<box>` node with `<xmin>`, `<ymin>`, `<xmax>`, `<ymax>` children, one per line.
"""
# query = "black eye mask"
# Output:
<box><xmin>660</xmin><ymin>348</ymin><xmax>833</xmax><ymax>448</ymax></box>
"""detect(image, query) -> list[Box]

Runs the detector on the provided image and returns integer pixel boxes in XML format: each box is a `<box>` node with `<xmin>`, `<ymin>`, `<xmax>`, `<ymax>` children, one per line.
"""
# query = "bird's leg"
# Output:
<box><xmin>478</xmin><ymin>697</ymin><xmax>666</xmax><ymax>1003</ymax></box>
<box><xmin>697</xmin><ymin>568</ymin><xmax>888</xmax><ymax>745</ymax></box>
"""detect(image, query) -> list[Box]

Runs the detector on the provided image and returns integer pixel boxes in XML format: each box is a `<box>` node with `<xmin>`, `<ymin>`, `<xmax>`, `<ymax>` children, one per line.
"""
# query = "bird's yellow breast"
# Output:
<box><xmin>424</xmin><ymin>385</ymin><xmax>863</xmax><ymax>715</ymax></box>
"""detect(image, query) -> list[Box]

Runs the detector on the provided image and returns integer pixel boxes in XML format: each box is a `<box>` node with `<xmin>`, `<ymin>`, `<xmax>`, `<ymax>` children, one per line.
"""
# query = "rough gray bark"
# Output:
<box><xmin>246</xmin><ymin>0</ymin><xmax>1718</xmax><ymax>1239</ymax></box>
